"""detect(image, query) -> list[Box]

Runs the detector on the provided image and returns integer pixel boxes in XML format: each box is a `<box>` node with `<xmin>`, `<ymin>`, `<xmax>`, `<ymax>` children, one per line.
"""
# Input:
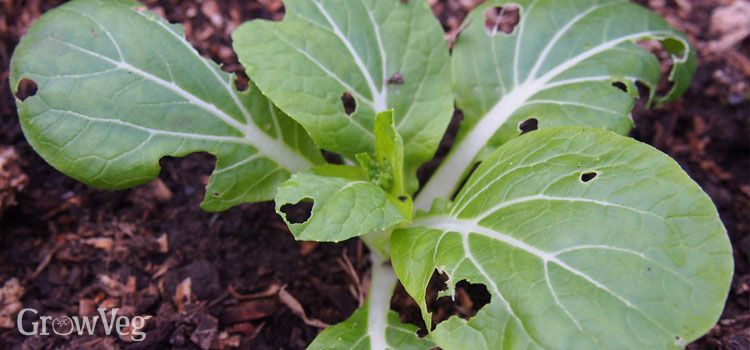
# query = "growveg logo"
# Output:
<box><xmin>17</xmin><ymin>308</ymin><xmax>151</xmax><ymax>341</ymax></box>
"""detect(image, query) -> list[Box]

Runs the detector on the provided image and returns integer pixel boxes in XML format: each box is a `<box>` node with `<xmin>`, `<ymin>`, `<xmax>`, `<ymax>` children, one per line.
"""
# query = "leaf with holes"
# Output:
<box><xmin>308</xmin><ymin>257</ymin><xmax>435</xmax><ymax>350</ymax></box>
<box><xmin>275</xmin><ymin>111</ymin><xmax>412</xmax><ymax>245</ymax></box>
<box><xmin>8</xmin><ymin>1</ymin><xmax>731</xmax><ymax>349</ymax></box>
<box><xmin>392</xmin><ymin>127</ymin><xmax>732</xmax><ymax>350</ymax></box>
<box><xmin>275</xmin><ymin>164</ymin><xmax>410</xmax><ymax>243</ymax></box>
<box><xmin>415</xmin><ymin>0</ymin><xmax>697</xmax><ymax>210</ymax></box>
<box><xmin>233</xmin><ymin>0</ymin><xmax>453</xmax><ymax>194</ymax></box>
<box><xmin>9</xmin><ymin>0</ymin><xmax>322</xmax><ymax>211</ymax></box>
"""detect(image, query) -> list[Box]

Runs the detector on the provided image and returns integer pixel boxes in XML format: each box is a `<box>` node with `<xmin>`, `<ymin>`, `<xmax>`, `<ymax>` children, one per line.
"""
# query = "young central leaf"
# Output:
<box><xmin>357</xmin><ymin>111</ymin><xmax>409</xmax><ymax>198</ymax></box>
<box><xmin>9</xmin><ymin>0</ymin><xmax>322</xmax><ymax>212</ymax></box>
<box><xmin>275</xmin><ymin>166</ymin><xmax>409</xmax><ymax>243</ymax></box>
<box><xmin>233</xmin><ymin>0</ymin><xmax>453</xmax><ymax>194</ymax></box>
<box><xmin>392</xmin><ymin>127</ymin><xmax>732</xmax><ymax>350</ymax></box>
<box><xmin>416</xmin><ymin>0</ymin><xmax>697</xmax><ymax>210</ymax></box>
<box><xmin>275</xmin><ymin>111</ymin><xmax>411</xmax><ymax>243</ymax></box>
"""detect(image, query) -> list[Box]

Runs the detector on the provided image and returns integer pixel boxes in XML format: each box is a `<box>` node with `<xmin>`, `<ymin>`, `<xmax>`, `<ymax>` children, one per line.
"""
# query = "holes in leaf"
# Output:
<box><xmin>518</xmin><ymin>117</ymin><xmax>538</xmax><ymax>134</ymax></box>
<box><xmin>280</xmin><ymin>198</ymin><xmax>313</xmax><ymax>224</ymax></box>
<box><xmin>484</xmin><ymin>5</ymin><xmax>520</xmax><ymax>35</ymax></box>
<box><xmin>322</xmin><ymin>150</ymin><xmax>344</xmax><ymax>164</ymax></box>
<box><xmin>234</xmin><ymin>75</ymin><xmax>249</xmax><ymax>92</ymax></box>
<box><xmin>426</xmin><ymin>270</ymin><xmax>491</xmax><ymax>328</ymax></box>
<box><xmin>386</xmin><ymin>72</ymin><xmax>404</xmax><ymax>85</ymax></box>
<box><xmin>226</xmin><ymin>67</ymin><xmax>250</xmax><ymax>92</ymax></box>
<box><xmin>611</xmin><ymin>81</ymin><xmax>628</xmax><ymax>93</ymax></box>
<box><xmin>157</xmin><ymin>152</ymin><xmax>216</xmax><ymax>198</ymax></box>
<box><xmin>674</xmin><ymin>336</ymin><xmax>684</xmax><ymax>346</ymax></box>
<box><xmin>14</xmin><ymin>78</ymin><xmax>38</xmax><ymax>101</ymax></box>
<box><xmin>341</xmin><ymin>92</ymin><xmax>356</xmax><ymax>115</ymax></box>
<box><xmin>636</xmin><ymin>39</ymin><xmax>676</xmax><ymax>97</ymax></box>
<box><xmin>580</xmin><ymin>171</ymin><xmax>598</xmax><ymax>183</ymax></box>
<box><xmin>631</xmin><ymin>80</ymin><xmax>653</xmax><ymax>112</ymax></box>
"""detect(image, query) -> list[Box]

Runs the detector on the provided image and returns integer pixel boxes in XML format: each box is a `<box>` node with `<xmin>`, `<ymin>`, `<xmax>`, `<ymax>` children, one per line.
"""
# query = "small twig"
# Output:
<box><xmin>337</xmin><ymin>249</ymin><xmax>365</xmax><ymax>306</ymax></box>
<box><xmin>445</xmin><ymin>20</ymin><xmax>471</xmax><ymax>48</ymax></box>
<box><xmin>29</xmin><ymin>240</ymin><xmax>65</xmax><ymax>279</ymax></box>
<box><xmin>207</xmin><ymin>291</ymin><xmax>230</xmax><ymax>309</ymax></box>
<box><xmin>228</xmin><ymin>284</ymin><xmax>280</xmax><ymax>300</ymax></box>
<box><xmin>278</xmin><ymin>285</ymin><xmax>329</xmax><ymax>328</ymax></box>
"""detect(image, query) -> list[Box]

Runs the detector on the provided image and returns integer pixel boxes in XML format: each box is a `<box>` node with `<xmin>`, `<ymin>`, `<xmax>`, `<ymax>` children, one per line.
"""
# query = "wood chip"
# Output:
<box><xmin>175</xmin><ymin>277</ymin><xmax>192</xmax><ymax>313</ymax></box>
<box><xmin>99</xmin><ymin>275</ymin><xmax>128</xmax><ymax>297</ymax></box>
<box><xmin>228</xmin><ymin>284</ymin><xmax>280</xmax><ymax>300</ymax></box>
<box><xmin>0</xmin><ymin>278</ymin><xmax>24</xmax><ymax>329</ymax></box>
<box><xmin>190</xmin><ymin>313</ymin><xmax>219</xmax><ymax>350</ymax></box>
<box><xmin>220</xmin><ymin>299</ymin><xmax>277</xmax><ymax>324</ymax></box>
<box><xmin>0</xmin><ymin>146</ymin><xmax>28</xmax><ymax>218</ymax></box>
<box><xmin>82</xmin><ymin>237</ymin><xmax>114</xmax><ymax>251</ymax></box>
<box><xmin>79</xmin><ymin>298</ymin><xmax>96</xmax><ymax>317</ymax></box>
<box><xmin>156</xmin><ymin>233</ymin><xmax>169</xmax><ymax>253</ymax></box>
<box><xmin>299</xmin><ymin>241</ymin><xmax>318</xmax><ymax>255</ymax></box>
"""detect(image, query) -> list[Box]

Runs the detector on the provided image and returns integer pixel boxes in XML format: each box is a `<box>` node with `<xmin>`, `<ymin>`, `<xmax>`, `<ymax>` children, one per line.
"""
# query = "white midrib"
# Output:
<box><xmin>367</xmin><ymin>253</ymin><xmax>399</xmax><ymax>350</ymax></box>
<box><xmin>312</xmin><ymin>0</ymin><xmax>388</xmax><ymax>112</ymax></box>
<box><xmin>414</xmin><ymin>83</ymin><xmax>537</xmax><ymax>210</ymax></box>
<box><xmin>414</xmin><ymin>30</ymin><xmax>673</xmax><ymax>211</ymax></box>
<box><xmin>48</xmin><ymin>38</ymin><xmax>311</xmax><ymax>172</ymax></box>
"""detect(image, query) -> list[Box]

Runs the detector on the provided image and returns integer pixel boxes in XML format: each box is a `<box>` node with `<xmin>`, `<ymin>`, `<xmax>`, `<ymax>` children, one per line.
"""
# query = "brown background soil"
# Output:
<box><xmin>0</xmin><ymin>0</ymin><xmax>748</xmax><ymax>349</ymax></box>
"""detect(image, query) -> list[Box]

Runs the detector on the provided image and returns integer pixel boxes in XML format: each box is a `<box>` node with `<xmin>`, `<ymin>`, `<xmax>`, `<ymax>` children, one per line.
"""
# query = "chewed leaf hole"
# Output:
<box><xmin>341</xmin><ymin>92</ymin><xmax>356</xmax><ymax>115</ymax></box>
<box><xmin>14</xmin><ymin>78</ymin><xmax>38</xmax><ymax>101</ymax></box>
<box><xmin>322</xmin><ymin>150</ymin><xmax>344</xmax><ymax>164</ymax></box>
<box><xmin>611</xmin><ymin>81</ymin><xmax>628</xmax><ymax>93</ymax></box>
<box><xmin>426</xmin><ymin>271</ymin><xmax>491</xmax><ymax>327</ymax></box>
<box><xmin>581</xmin><ymin>171</ymin><xmax>598</xmax><ymax>183</ymax></box>
<box><xmin>280</xmin><ymin>198</ymin><xmax>313</xmax><ymax>224</ymax></box>
<box><xmin>674</xmin><ymin>336</ymin><xmax>684</xmax><ymax>346</ymax></box>
<box><xmin>518</xmin><ymin>118</ymin><xmax>538</xmax><ymax>134</ymax></box>
<box><xmin>485</xmin><ymin>5</ymin><xmax>520</xmax><ymax>35</ymax></box>
<box><xmin>636</xmin><ymin>39</ymin><xmax>676</xmax><ymax>97</ymax></box>
<box><xmin>233</xmin><ymin>71</ymin><xmax>250</xmax><ymax>92</ymax></box>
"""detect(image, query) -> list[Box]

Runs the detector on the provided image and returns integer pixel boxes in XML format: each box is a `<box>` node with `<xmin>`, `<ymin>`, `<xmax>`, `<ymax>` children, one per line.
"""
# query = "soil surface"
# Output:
<box><xmin>0</xmin><ymin>0</ymin><xmax>748</xmax><ymax>349</ymax></box>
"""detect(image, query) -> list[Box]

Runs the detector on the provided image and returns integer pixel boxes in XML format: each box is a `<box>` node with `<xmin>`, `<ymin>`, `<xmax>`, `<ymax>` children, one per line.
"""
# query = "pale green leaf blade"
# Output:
<box><xmin>9</xmin><ymin>0</ymin><xmax>322</xmax><ymax>212</ymax></box>
<box><xmin>308</xmin><ymin>258</ymin><xmax>434</xmax><ymax>350</ymax></box>
<box><xmin>373</xmin><ymin>110</ymin><xmax>406</xmax><ymax>197</ymax></box>
<box><xmin>275</xmin><ymin>171</ymin><xmax>408</xmax><ymax>242</ymax></box>
<box><xmin>233</xmin><ymin>0</ymin><xmax>453</xmax><ymax>193</ymax></box>
<box><xmin>393</xmin><ymin>127</ymin><xmax>732</xmax><ymax>349</ymax></box>
<box><xmin>416</xmin><ymin>0</ymin><xmax>697</xmax><ymax>210</ymax></box>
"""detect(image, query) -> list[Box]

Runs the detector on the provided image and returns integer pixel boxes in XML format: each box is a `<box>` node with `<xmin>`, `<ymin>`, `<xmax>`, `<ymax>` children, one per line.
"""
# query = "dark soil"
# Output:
<box><xmin>0</xmin><ymin>0</ymin><xmax>748</xmax><ymax>349</ymax></box>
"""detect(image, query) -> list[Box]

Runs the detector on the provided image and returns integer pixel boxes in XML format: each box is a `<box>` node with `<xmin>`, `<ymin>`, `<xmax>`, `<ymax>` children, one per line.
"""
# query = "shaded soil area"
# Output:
<box><xmin>0</xmin><ymin>0</ymin><xmax>748</xmax><ymax>349</ymax></box>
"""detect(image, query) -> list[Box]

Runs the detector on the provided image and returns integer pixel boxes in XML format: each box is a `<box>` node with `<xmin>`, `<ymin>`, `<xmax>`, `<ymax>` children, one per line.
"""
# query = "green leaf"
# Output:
<box><xmin>392</xmin><ymin>127</ymin><xmax>732</xmax><ymax>349</ymax></box>
<box><xmin>415</xmin><ymin>0</ymin><xmax>697</xmax><ymax>210</ymax></box>
<box><xmin>357</xmin><ymin>111</ymin><xmax>409</xmax><ymax>199</ymax></box>
<box><xmin>9</xmin><ymin>0</ymin><xmax>322</xmax><ymax>212</ymax></box>
<box><xmin>308</xmin><ymin>257</ymin><xmax>434</xmax><ymax>350</ymax></box>
<box><xmin>233</xmin><ymin>0</ymin><xmax>453</xmax><ymax>194</ymax></box>
<box><xmin>275</xmin><ymin>167</ymin><xmax>409</xmax><ymax>242</ymax></box>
